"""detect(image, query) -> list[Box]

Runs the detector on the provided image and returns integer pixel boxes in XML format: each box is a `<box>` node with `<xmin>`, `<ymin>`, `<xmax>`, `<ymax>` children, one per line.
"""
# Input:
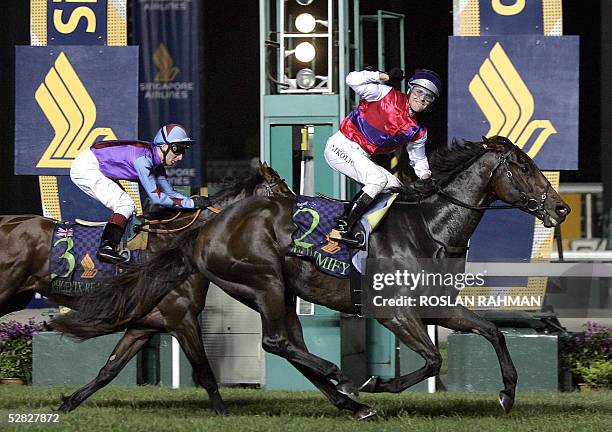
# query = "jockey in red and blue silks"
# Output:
<box><xmin>325</xmin><ymin>69</ymin><xmax>442</xmax><ymax>248</ymax></box>
<box><xmin>70</xmin><ymin>123</ymin><xmax>211</xmax><ymax>264</ymax></box>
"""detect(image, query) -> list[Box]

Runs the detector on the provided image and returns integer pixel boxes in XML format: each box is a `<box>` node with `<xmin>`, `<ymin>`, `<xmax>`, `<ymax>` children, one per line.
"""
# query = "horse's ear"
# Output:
<box><xmin>451</xmin><ymin>137</ymin><xmax>458</xmax><ymax>147</ymax></box>
<box><xmin>482</xmin><ymin>135</ymin><xmax>490</xmax><ymax>148</ymax></box>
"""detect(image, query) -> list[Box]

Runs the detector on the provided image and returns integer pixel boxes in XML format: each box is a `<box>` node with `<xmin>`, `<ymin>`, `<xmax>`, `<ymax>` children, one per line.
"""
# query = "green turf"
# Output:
<box><xmin>0</xmin><ymin>386</ymin><xmax>610</xmax><ymax>432</ymax></box>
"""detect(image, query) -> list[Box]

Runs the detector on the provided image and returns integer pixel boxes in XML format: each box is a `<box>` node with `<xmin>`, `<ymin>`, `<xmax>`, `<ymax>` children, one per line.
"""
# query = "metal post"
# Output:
<box><xmin>586</xmin><ymin>192</ymin><xmax>593</xmax><ymax>239</ymax></box>
<box><xmin>399</xmin><ymin>15</ymin><xmax>405</xmax><ymax>92</ymax></box>
<box><xmin>377</xmin><ymin>10</ymin><xmax>384</xmax><ymax>70</ymax></box>
<box><xmin>259</xmin><ymin>0</ymin><xmax>267</xmax><ymax>161</ymax></box>
<box><xmin>171</xmin><ymin>336</ymin><xmax>180</xmax><ymax>388</ymax></box>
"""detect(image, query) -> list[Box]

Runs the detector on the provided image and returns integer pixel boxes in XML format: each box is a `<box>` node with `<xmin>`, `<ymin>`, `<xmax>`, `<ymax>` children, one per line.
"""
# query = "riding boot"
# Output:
<box><xmin>97</xmin><ymin>214</ymin><xmax>128</xmax><ymax>264</ymax></box>
<box><xmin>330</xmin><ymin>190</ymin><xmax>374</xmax><ymax>248</ymax></box>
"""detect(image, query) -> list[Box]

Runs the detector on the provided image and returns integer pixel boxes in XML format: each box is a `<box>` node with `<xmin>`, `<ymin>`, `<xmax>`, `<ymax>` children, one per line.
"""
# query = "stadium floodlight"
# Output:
<box><xmin>295</xmin><ymin>13</ymin><xmax>316</xmax><ymax>33</ymax></box>
<box><xmin>295</xmin><ymin>13</ymin><xmax>329</xmax><ymax>33</ymax></box>
<box><xmin>279</xmin><ymin>0</ymin><xmax>333</xmax><ymax>93</ymax></box>
<box><xmin>296</xmin><ymin>68</ymin><xmax>316</xmax><ymax>89</ymax></box>
<box><xmin>285</xmin><ymin>42</ymin><xmax>316</xmax><ymax>63</ymax></box>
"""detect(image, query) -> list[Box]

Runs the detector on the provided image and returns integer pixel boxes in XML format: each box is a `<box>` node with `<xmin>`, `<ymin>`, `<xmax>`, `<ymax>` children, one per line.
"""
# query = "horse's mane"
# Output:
<box><xmin>394</xmin><ymin>138</ymin><xmax>491</xmax><ymax>201</ymax></box>
<box><xmin>429</xmin><ymin>138</ymin><xmax>487</xmax><ymax>175</ymax></box>
<box><xmin>211</xmin><ymin>170</ymin><xmax>264</xmax><ymax>202</ymax></box>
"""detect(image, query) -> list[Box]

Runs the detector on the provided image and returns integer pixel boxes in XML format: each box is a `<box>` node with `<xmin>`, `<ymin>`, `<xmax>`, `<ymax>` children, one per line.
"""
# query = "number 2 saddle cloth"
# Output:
<box><xmin>288</xmin><ymin>194</ymin><xmax>397</xmax><ymax>278</ymax></box>
<box><xmin>49</xmin><ymin>219</ymin><xmax>145</xmax><ymax>297</ymax></box>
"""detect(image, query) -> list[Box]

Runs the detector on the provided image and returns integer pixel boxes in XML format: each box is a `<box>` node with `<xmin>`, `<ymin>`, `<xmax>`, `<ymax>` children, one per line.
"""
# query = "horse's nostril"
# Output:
<box><xmin>556</xmin><ymin>205</ymin><xmax>570</xmax><ymax>216</ymax></box>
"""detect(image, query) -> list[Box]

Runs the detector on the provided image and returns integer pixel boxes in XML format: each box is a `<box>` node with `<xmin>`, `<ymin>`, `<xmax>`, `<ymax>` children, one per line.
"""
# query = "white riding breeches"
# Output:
<box><xmin>324</xmin><ymin>131</ymin><xmax>403</xmax><ymax>198</ymax></box>
<box><xmin>70</xmin><ymin>149</ymin><xmax>136</xmax><ymax>219</ymax></box>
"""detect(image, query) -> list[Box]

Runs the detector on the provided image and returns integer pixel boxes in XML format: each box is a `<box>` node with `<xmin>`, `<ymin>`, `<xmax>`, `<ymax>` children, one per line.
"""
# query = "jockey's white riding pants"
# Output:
<box><xmin>70</xmin><ymin>149</ymin><xmax>136</xmax><ymax>219</ymax></box>
<box><xmin>324</xmin><ymin>131</ymin><xmax>403</xmax><ymax>198</ymax></box>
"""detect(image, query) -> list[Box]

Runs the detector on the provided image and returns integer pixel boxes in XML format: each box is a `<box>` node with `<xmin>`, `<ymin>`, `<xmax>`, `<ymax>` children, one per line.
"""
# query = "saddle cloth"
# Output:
<box><xmin>288</xmin><ymin>193</ymin><xmax>397</xmax><ymax>278</ymax></box>
<box><xmin>49</xmin><ymin>222</ymin><xmax>144</xmax><ymax>297</ymax></box>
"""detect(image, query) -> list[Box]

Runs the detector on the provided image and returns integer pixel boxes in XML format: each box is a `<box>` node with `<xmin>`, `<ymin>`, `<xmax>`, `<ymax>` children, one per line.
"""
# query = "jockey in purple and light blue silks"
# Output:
<box><xmin>70</xmin><ymin>123</ymin><xmax>211</xmax><ymax>264</ymax></box>
<box><xmin>324</xmin><ymin>69</ymin><xmax>442</xmax><ymax>248</ymax></box>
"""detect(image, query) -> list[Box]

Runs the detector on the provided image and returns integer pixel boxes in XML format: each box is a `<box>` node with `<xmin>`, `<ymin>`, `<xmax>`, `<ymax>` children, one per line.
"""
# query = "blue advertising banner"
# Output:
<box><xmin>133</xmin><ymin>0</ymin><xmax>201</xmax><ymax>187</ymax></box>
<box><xmin>479</xmin><ymin>0</ymin><xmax>543</xmax><ymax>35</ymax></box>
<box><xmin>47</xmin><ymin>0</ymin><xmax>108</xmax><ymax>44</ymax></box>
<box><xmin>448</xmin><ymin>36</ymin><xmax>579</xmax><ymax>170</ymax></box>
<box><xmin>14</xmin><ymin>46</ymin><xmax>139</xmax><ymax>176</ymax></box>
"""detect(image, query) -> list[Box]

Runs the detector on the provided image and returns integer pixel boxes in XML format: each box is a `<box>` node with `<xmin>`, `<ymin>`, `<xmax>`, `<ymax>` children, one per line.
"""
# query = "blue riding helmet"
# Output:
<box><xmin>153</xmin><ymin>124</ymin><xmax>195</xmax><ymax>147</ymax></box>
<box><xmin>408</xmin><ymin>69</ymin><xmax>442</xmax><ymax>98</ymax></box>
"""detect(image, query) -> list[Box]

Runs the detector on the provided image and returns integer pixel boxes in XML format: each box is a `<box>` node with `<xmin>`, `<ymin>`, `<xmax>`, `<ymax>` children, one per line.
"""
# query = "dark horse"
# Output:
<box><xmin>0</xmin><ymin>162</ymin><xmax>293</xmax><ymax>413</ymax></box>
<box><xmin>53</xmin><ymin>137</ymin><xmax>570</xmax><ymax>419</ymax></box>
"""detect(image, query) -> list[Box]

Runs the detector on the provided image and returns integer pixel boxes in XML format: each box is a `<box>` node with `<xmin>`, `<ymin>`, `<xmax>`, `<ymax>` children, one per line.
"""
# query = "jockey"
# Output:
<box><xmin>324</xmin><ymin>68</ymin><xmax>441</xmax><ymax>248</ymax></box>
<box><xmin>70</xmin><ymin>123</ymin><xmax>211</xmax><ymax>264</ymax></box>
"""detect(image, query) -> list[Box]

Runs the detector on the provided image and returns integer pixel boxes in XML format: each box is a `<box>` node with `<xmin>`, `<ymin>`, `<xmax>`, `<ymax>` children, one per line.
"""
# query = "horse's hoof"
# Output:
<box><xmin>336</xmin><ymin>381</ymin><xmax>359</xmax><ymax>397</ymax></box>
<box><xmin>498</xmin><ymin>391</ymin><xmax>515</xmax><ymax>413</ymax></box>
<box><xmin>359</xmin><ymin>375</ymin><xmax>379</xmax><ymax>393</ymax></box>
<box><xmin>213</xmin><ymin>403</ymin><xmax>228</xmax><ymax>416</ymax></box>
<box><xmin>56</xmin><ymin>403</ymin><xmax>72</xmax><ymax>413</ymax></box>
<box><xmin>354</xmin><ymin>406</ymin><xmax>377</xmax><ymax>421</ymax></box>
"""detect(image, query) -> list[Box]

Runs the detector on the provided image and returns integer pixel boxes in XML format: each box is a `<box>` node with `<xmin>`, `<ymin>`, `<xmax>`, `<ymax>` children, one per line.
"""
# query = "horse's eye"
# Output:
<box><xmin>520</xmin><ymin>165</ymin><xmax>529</xmax><ymax>173</ymax></box>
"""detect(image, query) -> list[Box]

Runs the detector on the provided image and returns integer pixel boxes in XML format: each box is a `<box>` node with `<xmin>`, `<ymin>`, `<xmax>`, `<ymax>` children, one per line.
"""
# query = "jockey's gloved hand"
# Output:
<box><xmin>192</xmin><ymin>195</ymin><xmax>212</xmax><ymax>209</ymax></box>
<box><xmin>388</xmin><ymin>67</ymin><xmax>405</xmax><ymax>81</ymax></box>
<box><xmin>386</xmin><ymin>67</ymin><xmax>405</xmax><ymax>90</ymax></box>
<box><xmin>413</xmin><ymin>177</ymin><xmax>436</xmax><ymax>195</ymax></box>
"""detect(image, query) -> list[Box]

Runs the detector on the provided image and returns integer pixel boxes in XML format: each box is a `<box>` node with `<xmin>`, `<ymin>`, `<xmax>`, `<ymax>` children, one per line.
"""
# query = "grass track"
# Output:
<box><xmin>0</xmin><ymin>386</ymin><xmax>610</xmax><ymax>432</ymax></box>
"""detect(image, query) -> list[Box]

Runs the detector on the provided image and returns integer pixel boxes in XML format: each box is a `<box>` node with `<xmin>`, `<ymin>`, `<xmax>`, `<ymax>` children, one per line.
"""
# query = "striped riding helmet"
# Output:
<box><xmin>153</xmin><ymin>124</ymin><xmax>195</xmax><ymax>147</ymax></box>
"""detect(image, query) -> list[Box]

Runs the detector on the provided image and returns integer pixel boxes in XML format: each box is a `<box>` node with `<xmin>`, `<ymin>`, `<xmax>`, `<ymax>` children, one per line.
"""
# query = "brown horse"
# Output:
<box><xmin>0</xmin><ymin>162</ymin><xmax>293</xmax><ymax>413</ymax></box>
<box><xmin>53</xmin><ymin>137</ymin><xmax>571</xmax><ymax>419</ymax></box>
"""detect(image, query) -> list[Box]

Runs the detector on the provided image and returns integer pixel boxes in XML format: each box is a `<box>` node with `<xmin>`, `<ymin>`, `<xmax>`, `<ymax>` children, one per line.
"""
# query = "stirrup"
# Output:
<box><xmin>329</xmin><ymin>229</ymin><xmax>366</xmax><ymax>250</ymax></box>
<box><xmin>97</xmin><ymin>246</ymin><xmax>129</xmax><ymax>264</ymax></box>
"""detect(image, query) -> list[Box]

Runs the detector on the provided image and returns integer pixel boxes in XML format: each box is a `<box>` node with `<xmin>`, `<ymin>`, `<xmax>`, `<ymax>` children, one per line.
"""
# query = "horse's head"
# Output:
<box><xmin>258</xmin><ymin>161</ymin><xmax>295</xmax><ymax>197</ymax></box>
<box><xmin>482</xmin><ymin>136</ymin><xmax>570</xmax><ymax>227</ymax></box>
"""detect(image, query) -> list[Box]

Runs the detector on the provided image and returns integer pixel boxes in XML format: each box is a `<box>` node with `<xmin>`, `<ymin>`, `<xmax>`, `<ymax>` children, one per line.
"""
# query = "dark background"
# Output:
<box><xmin>0</xmin><ymin>0</ymin><xmax>605</xmax><ymax>215</ymax></box>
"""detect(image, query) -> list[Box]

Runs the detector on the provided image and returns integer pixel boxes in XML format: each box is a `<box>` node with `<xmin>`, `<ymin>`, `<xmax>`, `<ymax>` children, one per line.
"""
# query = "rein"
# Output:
<box><xmin>429</xmin><ymin>145</ymin><xmax>550</xmax><ymax>213</ymax></box>
<box><xmin>137</xmin><ymin>173</ymin><xmax>286</xmax><ymax>235</ymax></box>
<box><xmin>138</xmin><ymin>201</ymin><xmax>221</xmax><ymax>235</ymax></box>
<box><xmin>416</xmin><ymin>144</ymin><xmax>551</xmax><ymax>256</ymax></box>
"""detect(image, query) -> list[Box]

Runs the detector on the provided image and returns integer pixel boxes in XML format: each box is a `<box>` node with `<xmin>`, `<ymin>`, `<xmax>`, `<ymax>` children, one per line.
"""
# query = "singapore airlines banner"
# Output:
<box><xmin>448</xmin><ymin>35</ymin><xmax>579</xmax><ymax>170</ymax></box>
<box><xmin>133</xmin><ymin>0</ymin><xmax>201</xmax><ymax>187</ymax></box>
<box><xmin>14</xmin><ymin>46</ymin><xmax>138</xmax><ymax>175</ymax></box>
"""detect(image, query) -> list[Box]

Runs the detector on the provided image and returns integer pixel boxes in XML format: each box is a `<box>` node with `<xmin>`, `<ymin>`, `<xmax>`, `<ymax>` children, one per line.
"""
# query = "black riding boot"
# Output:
<box><xmin>97</xmin><ymin>222</ymin><xmax>127</xmax><ymax>264</ymax></box>
<box><xmin>330</xmin><ymin>190</ymin><xmax>374</xmax><ymax>248</ymax></box>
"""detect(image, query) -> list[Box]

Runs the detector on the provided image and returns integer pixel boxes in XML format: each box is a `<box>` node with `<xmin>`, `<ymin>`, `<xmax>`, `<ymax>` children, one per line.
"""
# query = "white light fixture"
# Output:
<box><xmin>295</xmin><ymin>13</ymin><xmax>316</xmax><ymax>33</ymax></box>
<box><xmin>296</xmin><ymin>0</ymin><xmax>314</xmax><ymax>5</ymax></box>
<box><xmin>293</xmin><ymin>42</ymin><xmax>315</xmax><ymax>62</ymax></box>
<box><xmin>296</xmin><ymin>68</ymin><xmax>316</xmax><ymax>89</ymax></box>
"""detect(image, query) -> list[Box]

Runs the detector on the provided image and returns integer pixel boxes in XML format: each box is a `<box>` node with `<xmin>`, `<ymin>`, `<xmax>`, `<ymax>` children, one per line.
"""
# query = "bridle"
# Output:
<box><xmin>417</xmin><ymin>143</ymin><xmax>552</xmax><ymax>256</ymax></box>
<box><xmin>262</xmin><ymin>175</ymin><xmax>294</xmax><ymax>197</ymax></box>
<box><xmin>433</xmin><ymin>145</ymin><xmax>550</xmax><ymax>215</ymax></box>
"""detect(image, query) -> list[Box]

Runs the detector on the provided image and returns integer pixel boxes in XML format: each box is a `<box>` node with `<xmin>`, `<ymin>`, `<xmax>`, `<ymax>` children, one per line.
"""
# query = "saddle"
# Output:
<box><xmin>287</xmin><ymin>193</ymin><xmax>398</xmax><ymax>279</ymax></box>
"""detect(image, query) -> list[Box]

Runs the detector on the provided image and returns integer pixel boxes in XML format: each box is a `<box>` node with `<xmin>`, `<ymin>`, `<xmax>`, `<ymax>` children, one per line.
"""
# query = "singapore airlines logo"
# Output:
<box><xmin>35</xmin><ymin>52</ymin><xmax>117</xmax><ymax>169</ymax></box>
<box><xmin>469</xmin><ymin>43</ymin><xmax>557</xmax><ymax>158</ymax></box>
<box><xmin>154</xmin><ymin>43</ymin><xmax>179</xmax><ymax>82</ymax></box>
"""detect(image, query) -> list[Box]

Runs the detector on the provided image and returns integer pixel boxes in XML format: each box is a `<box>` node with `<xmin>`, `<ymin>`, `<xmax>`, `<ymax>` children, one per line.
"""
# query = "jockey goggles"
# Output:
<box><xmin>410</xmin><ymin>85</ymin><xmax>436</xmax><ymax>103</ymax></box>
<box><xmin>159</xmin><ymin>126</ymin><xmax>191</xmax><ymax>155</ymax></box>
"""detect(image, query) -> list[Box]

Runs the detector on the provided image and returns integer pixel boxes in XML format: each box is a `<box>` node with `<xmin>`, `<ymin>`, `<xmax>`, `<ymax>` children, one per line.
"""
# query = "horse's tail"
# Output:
<box><xmin>50</xmin><ymin>230</ymin><xmax>198</xmax><ymax>340</ymax></box>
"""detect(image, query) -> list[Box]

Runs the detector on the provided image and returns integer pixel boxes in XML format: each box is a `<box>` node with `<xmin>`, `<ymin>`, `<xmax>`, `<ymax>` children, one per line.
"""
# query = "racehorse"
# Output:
<box><xmin>0</xmin><ymin>162</ymin><xmax>293</xmax><ymax>413</ymax></box>
<box><xmin>52</xmin><ymin>136</ymin><xmax>570</xmax><ymax>419</ymax></box>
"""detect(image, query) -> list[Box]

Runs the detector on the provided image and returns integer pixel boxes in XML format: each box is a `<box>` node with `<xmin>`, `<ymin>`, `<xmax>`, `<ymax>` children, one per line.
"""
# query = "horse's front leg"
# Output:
<box><xmin>434</xmin><ymin>306</ymin><xmax>518</xmax><ymax>413</ymax></box>
<box><xmin>163</xmin><ymin>302</ymin><xmax>227</xmax><ymax>415</ymax></box>
<box><xmin>57</xmin><ymin>327</ymin><xmax>158</xmax><ymax>412</ymax></box>
<box><xmin>360</xmin><ymin>310</ymin><xmax>442</xmax><ymax>394</ymax></box>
